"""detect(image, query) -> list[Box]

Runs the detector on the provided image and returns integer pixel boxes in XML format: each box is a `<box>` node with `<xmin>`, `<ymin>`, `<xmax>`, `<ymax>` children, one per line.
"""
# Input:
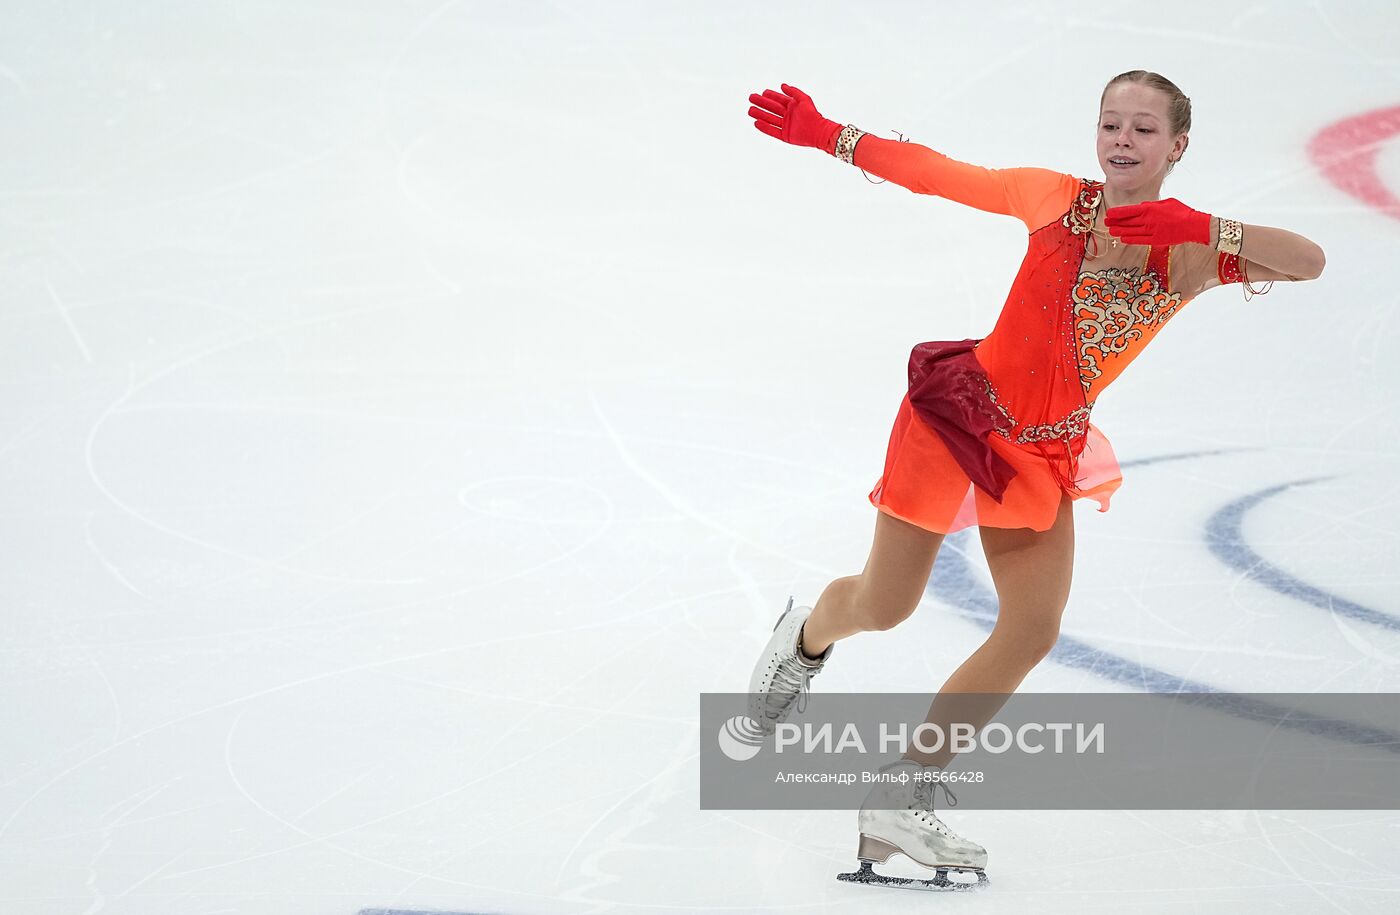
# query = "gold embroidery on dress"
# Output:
<box><xmin>1061</xmin><ymin>181</ymin><xmax>1103</xmax><ymax>236</ymax></box>
<box><xmin>1072</xmin><ymin>267</ymin><xmax>1183</xmax><ymax>392</ymax></box>
<box><xmin>982</xmin><ymin>374</ymin><xmax>1097</xmax><ymax>448</ymax></box>
<box><xmin>1013</xmin><ymin>403</ymin><xmax>1095</xmax><ymax>445</ymax></box>
<box><xmin>979</xmin><ymin>375</ymin><xmax>1019</xmax><ymax>436</ymax></box>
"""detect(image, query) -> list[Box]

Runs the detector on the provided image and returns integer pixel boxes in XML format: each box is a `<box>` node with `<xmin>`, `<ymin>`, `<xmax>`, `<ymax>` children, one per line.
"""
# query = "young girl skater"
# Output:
<box><xmin>744</xmin><ymin>71</ymin><xmax>1325</xmax><ymax>890</ymax></box>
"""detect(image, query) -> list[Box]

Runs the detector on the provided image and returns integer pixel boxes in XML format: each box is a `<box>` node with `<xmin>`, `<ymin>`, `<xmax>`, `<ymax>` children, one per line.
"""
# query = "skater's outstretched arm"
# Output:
<box><xmin>848</xmin><ymin>135</ymin><xmax>1078</xmax><ymax>232</ymax></box>
<box><xmin>747</xmin><ymin>83</ymin><xmax>1077</xmax><ymax>233</ymax></box>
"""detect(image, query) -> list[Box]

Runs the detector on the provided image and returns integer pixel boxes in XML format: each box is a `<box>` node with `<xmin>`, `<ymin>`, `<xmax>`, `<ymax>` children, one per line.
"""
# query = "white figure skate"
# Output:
<box><xmin>837</xmin><ymin>758</ymin><xmax>989</xmax><ymax>891</ymax></box>
<box><xmin>747</xmin><ymin>596</ymin><xmax>832</xmax><ymax>735</ymax></box>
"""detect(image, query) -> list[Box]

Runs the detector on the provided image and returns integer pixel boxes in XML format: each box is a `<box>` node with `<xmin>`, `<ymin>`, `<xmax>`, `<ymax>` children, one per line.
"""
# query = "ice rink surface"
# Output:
<box><xmin>2</xmin><ymin>1</ymin><xmax>1399</xmax><ymax>912</ymax></box>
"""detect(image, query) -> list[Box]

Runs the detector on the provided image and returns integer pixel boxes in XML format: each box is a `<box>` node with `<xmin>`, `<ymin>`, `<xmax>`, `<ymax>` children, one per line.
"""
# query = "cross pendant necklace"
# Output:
<box><xmin>1097</xmin><ymin>197</ymin><xmax>1118</xmax><ymax>248</ymax></box>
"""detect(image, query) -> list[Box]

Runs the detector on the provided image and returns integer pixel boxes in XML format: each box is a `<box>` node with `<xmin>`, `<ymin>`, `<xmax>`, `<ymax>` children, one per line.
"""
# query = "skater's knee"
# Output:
<box><xmin>1024</xmin><ymin>629</ymin><xmax>1061</xmax><ymax>664</ymax></box>
<box><xmin>851</xmin><ymin>576</ymin><xmax>922</xmax><ymax>632</ymax></box>
<box><xmin>858</xmin><ymin>601</ymin><xmax>919</xmax><ymax>632</ymax></box>
<box><xmin>990</xmin><ymin>620</ymin><xmax>1061</xmax><ymax>664</ymax></box>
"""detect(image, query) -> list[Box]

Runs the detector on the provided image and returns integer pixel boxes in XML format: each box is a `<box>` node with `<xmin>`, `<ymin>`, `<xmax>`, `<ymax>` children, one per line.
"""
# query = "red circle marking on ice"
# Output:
<box><xmin>1308</xmin><ymin>104</ymin><xmax>1400</xmax><ymax>221</ymax></box>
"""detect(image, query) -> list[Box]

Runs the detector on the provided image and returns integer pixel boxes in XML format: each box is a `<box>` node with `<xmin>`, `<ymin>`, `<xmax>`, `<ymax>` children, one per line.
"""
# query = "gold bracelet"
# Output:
<box><xmin>1216</xmin><ymin>217</ymin><xmax>1243</xmax><ymax>256</ymax></box>
<box><xmin>834</xmin><ymin>124</ymin><xmax>867</xmax><ymax>164</ymax></box>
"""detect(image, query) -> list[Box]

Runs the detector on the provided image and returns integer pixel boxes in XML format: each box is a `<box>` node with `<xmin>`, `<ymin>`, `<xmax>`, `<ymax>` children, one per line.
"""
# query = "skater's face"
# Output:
<box><xmin>1096</xmin><ymin>84</ymin><xmax>1187</xmax><ymax>195</ymax></box>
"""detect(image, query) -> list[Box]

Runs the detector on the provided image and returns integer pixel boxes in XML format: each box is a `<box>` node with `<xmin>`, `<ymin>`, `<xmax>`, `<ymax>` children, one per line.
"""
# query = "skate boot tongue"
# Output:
<box><xmin>913</xmin><ymin>773</ymin><xmax>959</xmax><ymax>810</ymax></box>
<box><xmin>880</xmin><ymin>758</ymin><xmax>961</xmax><ymax>812</ymax></box>
<box><xmin>768</xmin><ymin>652</ymin><xmax>818</xmax><ymax>716</ymax></box>
<box><xmin>747</xmin><ymin>597</ymin><xmax>834</xmax><ymax>735</ymax></box>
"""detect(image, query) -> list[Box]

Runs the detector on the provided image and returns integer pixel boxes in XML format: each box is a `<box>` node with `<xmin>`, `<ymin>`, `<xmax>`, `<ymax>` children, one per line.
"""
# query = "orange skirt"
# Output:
<box><xmin>868</xmin><ymin>391</ymin><xmax>1123</xmax><ymax>534</ymax></box>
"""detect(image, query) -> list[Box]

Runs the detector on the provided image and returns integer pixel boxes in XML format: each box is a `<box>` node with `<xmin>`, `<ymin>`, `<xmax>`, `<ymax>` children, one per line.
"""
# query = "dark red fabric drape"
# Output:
<box><xmin>906</xmin><ymin>338</ymin><xmax>1019</xmax><ymax>503</ymax></box>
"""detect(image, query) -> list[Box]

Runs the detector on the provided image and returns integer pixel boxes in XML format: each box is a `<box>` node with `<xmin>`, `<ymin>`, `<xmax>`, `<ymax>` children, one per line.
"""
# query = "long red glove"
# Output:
<box><xmin>747</xmin><ymin>83</ymin><xmax>844</xmax><ymax>154</ymax></box>
<box><xmin>1103</xmin><ymin>197</ymin><xmax>1213</xmax><ymax>246</ymax></box>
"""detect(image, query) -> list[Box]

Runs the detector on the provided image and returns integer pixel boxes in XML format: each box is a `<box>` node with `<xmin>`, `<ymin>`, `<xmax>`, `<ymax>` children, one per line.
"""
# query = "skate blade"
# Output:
<box><xmin>836</xmin><ymin>860</ymin><xmax>988</xmax><ymax>892</ymax></box>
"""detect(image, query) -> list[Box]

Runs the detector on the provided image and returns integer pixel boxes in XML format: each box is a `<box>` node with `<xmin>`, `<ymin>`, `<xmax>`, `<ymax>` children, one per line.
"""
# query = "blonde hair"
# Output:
<box><xmin>1100</xmin><ymin>70</ymin><xmax>1191</xmax><ymax>175</ymax></box>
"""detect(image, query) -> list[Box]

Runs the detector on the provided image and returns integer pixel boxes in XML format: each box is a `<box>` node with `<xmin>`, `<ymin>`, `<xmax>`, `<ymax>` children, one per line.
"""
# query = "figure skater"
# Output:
<box><xmin>743</xmin><ymin>71</ymin><xmax>1326</xmax><ymax>890</ymax></box>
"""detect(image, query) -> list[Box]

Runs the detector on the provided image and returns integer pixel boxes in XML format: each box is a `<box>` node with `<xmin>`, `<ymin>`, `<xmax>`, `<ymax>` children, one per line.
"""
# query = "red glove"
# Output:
<box><xmin>747</xmin><ymin>83</ymin><xmax>844</xmax><ymax>154</ymax></box>
<box><xmin>1103</xmin><ymin>198</ymin><xmax>1213</xmax><ymax>246</ymax></box>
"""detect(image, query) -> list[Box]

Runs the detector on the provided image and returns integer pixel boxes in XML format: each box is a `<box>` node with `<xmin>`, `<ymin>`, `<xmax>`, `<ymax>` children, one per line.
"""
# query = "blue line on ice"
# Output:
<box><xmin>924</xmin><ymin>454</ymin><xmax>1400</xmax><ymax>751</ymax></box>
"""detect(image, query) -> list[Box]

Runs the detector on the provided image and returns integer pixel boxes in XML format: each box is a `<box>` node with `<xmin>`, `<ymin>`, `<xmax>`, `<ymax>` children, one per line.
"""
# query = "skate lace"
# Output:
<box><xmin>911</xmin><ymin>777</ymin><xmax>963</xmax><ymax>838</ymax></box>
<box><xmin>764</xmin><ymin>652</ymin><xmax>821</xmax><ymax>718</ymax></box>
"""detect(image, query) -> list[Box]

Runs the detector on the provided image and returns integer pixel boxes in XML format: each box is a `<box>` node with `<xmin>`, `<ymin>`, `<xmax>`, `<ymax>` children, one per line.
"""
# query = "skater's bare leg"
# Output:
<box><xmin>800</xmin><ymin>509</ymin><xmax>945</xmax><ymax>657</ymax></box>
<box><xmin>904</xmin><ymin>491</ymin><xmax>1076</xmax><ymax>769</ymax></box>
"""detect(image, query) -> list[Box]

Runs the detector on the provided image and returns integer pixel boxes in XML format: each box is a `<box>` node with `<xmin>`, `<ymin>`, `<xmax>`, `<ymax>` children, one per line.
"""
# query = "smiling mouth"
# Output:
<box><xmin>1108</xmin><ymin>157</ymin><xmax>1139</xmax><ymax>167</ymax></box>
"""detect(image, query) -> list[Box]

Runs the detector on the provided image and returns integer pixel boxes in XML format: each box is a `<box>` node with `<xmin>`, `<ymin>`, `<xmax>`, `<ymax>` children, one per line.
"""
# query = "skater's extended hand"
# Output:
<box><xmin>747</xmin><ymin>83</ymin><xmax>844</xmax><ymax>153</ymax></box>
<box><xmin>1104</xmin><ymin>197</ymin><xmax>1213</xmax><ymax>246</ymax></box>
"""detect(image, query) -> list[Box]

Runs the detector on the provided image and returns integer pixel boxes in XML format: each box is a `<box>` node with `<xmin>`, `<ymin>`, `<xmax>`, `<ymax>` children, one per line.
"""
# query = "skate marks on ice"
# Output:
<box><xmin>923</xmin><ymin>450</ymin><xmax>1400</xmax><ymax>747</ymax></box>
<box><xmin>359</xmin><ymin>908</ymin><xmax>497</xmax><ymax>915</ymax></box>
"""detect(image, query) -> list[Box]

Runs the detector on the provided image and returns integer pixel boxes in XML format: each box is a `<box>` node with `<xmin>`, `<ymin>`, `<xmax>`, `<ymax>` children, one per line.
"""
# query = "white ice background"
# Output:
<box><xmin>2</xmin><ymin>1</ymin><xmax>1399</xmax><ymax>913</ymax></box>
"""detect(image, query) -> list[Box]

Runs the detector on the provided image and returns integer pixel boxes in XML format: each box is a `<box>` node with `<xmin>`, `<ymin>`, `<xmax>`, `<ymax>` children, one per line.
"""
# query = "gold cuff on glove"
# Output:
<box><xmin>834</xmin><ymin>124</ymin><xmax>866</xmax><ymax>164</ymax></box>
<box><xmin>1216</xmin><ymin>217</ymin><xmax>1243</xmax><ymax>256</ymax></box>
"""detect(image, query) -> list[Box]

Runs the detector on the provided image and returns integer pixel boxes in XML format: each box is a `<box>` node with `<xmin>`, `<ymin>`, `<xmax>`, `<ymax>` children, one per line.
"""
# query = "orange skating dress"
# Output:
<box><xmin>855</xmin><ymin>135</ymin><xmax>1258</xmax><ymax>534</ymax></box>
